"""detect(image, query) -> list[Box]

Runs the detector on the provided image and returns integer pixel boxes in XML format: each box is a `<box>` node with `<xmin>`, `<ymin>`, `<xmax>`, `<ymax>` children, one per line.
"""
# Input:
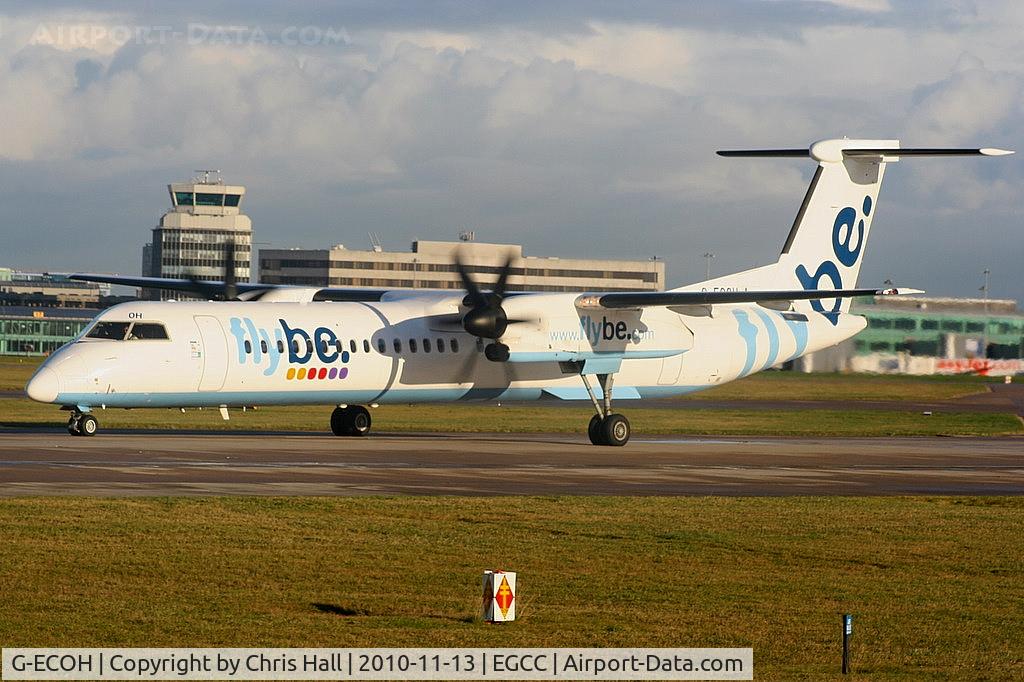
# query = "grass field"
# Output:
<box><xmin>0</xmin><ymin>355</ymin><xmax>39</xmax><ymax>391</ymax></box>
<box><xmin>677</xmin><ymin>371</ymin><xmax>994</xmax><ymax>403</ymax></box>
<box><xmin>2</xmin><ymin>397</ymin><xmax>1021</xmax><ymax>437</ymax></box>
<box><xmin>1</xmin><ymin>496</ymin><xmax>1021</xmax><ymax>679</ymax></box>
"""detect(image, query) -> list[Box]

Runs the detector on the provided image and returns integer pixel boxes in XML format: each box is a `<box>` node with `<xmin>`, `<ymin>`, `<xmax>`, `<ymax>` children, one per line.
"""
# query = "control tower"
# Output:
<box><xmin>141</xmin><ymin>170</ymin><xmax>252</xmax><ymax>299</ymax></box>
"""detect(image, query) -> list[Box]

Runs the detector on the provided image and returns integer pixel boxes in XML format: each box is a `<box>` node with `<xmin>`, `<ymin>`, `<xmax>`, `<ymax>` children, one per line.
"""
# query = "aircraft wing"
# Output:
<box><xmin>68</xmin><ymin>273</ymin><xmax>389</xmax><ymax>302</ymax></box>
<box><xmin>576</xmin><ymin>287</ymin><xmax>923</xmax><ymax>309</ymax></box>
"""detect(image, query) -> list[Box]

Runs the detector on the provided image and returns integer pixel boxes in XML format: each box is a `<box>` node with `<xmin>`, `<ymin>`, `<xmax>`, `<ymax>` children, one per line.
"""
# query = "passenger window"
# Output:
<box><xmin>277</xmin><ymin>340</ymin><xmax>285</xmax><ymax>353</ymax></box>
<box><xmin>377</xmin><ymin>338</ymin><xmax>386</xmax><ymax>353</ymax></box>
<box><xmin>363</xmin><ymin>340</ymin><xmax>370</xmax><ymax>353</ymax></box>
<box><xmin>350</xmin><ymin>339</ymin><xmax>357</xmax><ymax>353</ymax></box>
<box><xmin>409</xmin><ymin>339</ymin><xmax>418</xmax><ymax>353</ymax></box>
<box><xmin>306</xmin><ymin>339</ymin><xmax>314</xmax><ymax>355</ymax></box>
<box><xmin>244</xmin><ymin>340</ymin><xmax>252</xmax><ymax>354</ymax></box>
<box><xmin>260</xmin><ymin>340</ymin><xmax>268</xmax><ymax>353</ymax></box>
<box><xmin>128</xmin><ymin>323</ymin><xmax>169</xmax><ymax>340</ymax></box>
<box><xmin>437</xmin><ymin>338</ymin><xmax>446</xmax><ymax>353</ymax></box>
<box><xmin>335</xmin><ymin>340</ymin><xmax>344</xmax><ymax>353</ymax></box>
<box><xmin>450</xmin><ymin>338</ymin><xmax>459</xmax><ymax>353</ymax></box>
<box><xmin>393</xmin><ymin>338</ymin><xmax>402</xmax><ymax>353</ymax></box>
<box><xmin>423</xmin><ymin>338</ymin><xmax>431</xmax><ymax>353</ymax></box>
<box><xmin>86</xmin><ymin>321</ymin><xmax>131</xmax><ymax>340</ymax></box>
<box><xmin>292</xmin><ymin>339</ymin><xmax>300</xmax><ymax>354</ymax></box>
<box><xmin>320</xmin><ymin>340</ymin><xmax>329</xmax><ymax>354</ymax></box>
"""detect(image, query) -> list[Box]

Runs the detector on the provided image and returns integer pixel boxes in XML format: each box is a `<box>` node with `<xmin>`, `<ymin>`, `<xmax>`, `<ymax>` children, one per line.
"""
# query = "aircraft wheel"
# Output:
<box><xmin>78</xmin><ymin>414</ymin><xmax>99</xmax><ymax>437</ymax></box>
<box><xmin>601</xmin><ymin>413</ymin><xmax>630</xmax><ymax>447</ymax></box>
<box><xmin>346</xmin><ymin>406</ymin><xmax>372</xmax><ymax>437</ymax></box>
<box><xmin>587</xmin><ymin>414</ymin><xmax>606</xmax><ymax>445</ymax></box>
<box><xmin>67</xmin><ymin>415</ymin><xmax>81</xmax><ymax>436</ymax></box>
<box><xmin>330</xmin><ymin>407</ymin><xmax>350</xmax><ymax>436</ymax></box>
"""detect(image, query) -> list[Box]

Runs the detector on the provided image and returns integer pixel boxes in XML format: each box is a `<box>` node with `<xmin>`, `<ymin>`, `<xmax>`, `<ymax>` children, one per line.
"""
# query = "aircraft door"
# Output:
<box><xmin>657</xmin><ymin>313</ymin><xmax>694</xmax><ymax>385</ymax></box>
<box><xmin>194</xmin><ymin>316</ymin><xmax>229</xmax><ymax>391</ymax></box>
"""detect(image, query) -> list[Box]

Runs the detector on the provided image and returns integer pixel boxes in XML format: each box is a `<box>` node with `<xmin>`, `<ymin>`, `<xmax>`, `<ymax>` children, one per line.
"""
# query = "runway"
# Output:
<box><xmin>1</xmin><ymin>428</ymin><xmax>1022</xmax><ymax>496</ymax></box>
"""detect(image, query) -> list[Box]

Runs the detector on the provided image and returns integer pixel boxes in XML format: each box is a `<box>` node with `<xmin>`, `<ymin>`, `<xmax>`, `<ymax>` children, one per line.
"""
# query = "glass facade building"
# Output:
<box><xmin>0</xmin><ymin>306</ymin><xmax>97</xmax><ymax>356</ymax></box>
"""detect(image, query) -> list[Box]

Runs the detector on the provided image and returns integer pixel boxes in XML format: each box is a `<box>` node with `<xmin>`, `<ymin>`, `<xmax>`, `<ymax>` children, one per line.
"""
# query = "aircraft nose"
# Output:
<box><xmin>26</xmin><ymin>366</ymin><xmax>60</xmax><ymax>403</ymax></box>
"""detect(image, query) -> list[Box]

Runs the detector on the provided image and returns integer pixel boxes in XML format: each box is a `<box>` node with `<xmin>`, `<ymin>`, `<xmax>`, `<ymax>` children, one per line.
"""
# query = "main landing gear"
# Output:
<box><xmin>330</xmin><ymin>405</ymin><xmax>372</xmax><ymax>437</ymax></box>
<box><xmin>581</xmin><ymin>373</ymin><xmax>630</xmax><ymax>446</ymax></box>
<box><xmin>67</xmin><ymin>411</ymin><xmax>98</xmax><ymax>437</ymax></box>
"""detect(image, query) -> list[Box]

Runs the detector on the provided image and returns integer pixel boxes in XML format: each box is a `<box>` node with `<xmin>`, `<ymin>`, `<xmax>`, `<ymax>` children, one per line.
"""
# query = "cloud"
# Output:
<box><xmin>0</xmin><ymin>2</ymin><xmax>1022</xmax><ymax>301</ymax></box>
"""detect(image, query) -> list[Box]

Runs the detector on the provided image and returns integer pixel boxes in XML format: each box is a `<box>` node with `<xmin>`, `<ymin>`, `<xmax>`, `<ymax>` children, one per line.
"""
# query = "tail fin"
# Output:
<box><xmin>705</xmin><ymin>139</ymin><xmax>1012</xmax><ymax>324</ymax></box>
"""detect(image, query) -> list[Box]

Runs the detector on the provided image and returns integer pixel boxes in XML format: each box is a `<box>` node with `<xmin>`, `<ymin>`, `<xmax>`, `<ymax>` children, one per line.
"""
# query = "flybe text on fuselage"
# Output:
<box><xmin>227</xmin><ymin>317</ymin><xmax>353</xmax><ymax>381</ymax></box>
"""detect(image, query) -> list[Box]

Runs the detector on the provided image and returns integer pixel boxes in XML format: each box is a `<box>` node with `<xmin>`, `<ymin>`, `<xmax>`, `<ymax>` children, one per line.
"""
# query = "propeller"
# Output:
<box><xmin>183</xmin><ymin>240</ymin><xmax>240</xmax><ymax>301</ymax></box>
<box><xmin>454</xmin><ymin>253</ymin><xmax>525</xmax><ymax>360</ymax></box>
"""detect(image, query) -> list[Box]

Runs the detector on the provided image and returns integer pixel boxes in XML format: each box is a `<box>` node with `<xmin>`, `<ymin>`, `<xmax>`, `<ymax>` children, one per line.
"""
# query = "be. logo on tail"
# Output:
<box><xmin>794</xmin><ymin>195</ymin><xmax>872</xmax><ymax>325</ymax></box>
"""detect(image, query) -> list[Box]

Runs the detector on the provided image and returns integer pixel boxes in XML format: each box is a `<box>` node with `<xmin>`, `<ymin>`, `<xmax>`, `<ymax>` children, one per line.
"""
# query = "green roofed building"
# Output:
<box><xmin>800</xmin><ymin>296</ymin><xmax>1024</xmax><ymax>375</ymax></box>
<box><xmin>0</xmin><ymin>305</ymin><xmax>97</xmax><ymax>356</ymax></box>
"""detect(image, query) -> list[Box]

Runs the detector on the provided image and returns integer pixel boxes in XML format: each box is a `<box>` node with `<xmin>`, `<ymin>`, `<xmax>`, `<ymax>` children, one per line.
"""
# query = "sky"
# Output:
<box><xmin>0</xmin><ymin>0</ymin><xmax>1022</xmax><ymax>300</ymax></box>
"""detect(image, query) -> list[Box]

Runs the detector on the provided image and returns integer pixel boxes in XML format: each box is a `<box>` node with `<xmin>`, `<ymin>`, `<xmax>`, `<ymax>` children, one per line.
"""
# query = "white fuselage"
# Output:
<box><xmin>31</xmin><ymin>291</ymin><xmax>864</xmax><ymax>409</ymax></box>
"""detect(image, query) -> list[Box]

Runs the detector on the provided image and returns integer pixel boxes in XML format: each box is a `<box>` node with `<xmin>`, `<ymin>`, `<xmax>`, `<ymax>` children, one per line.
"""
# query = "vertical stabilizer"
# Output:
<box><xmin>696</xmin><ymin>140</ymin><xmax>1011</xmax><ymax>324</ymax></box>
<box><xmin>775</xmin><ymin>138</ymin><xmax>897</xmax><ymax>321</ymax></box>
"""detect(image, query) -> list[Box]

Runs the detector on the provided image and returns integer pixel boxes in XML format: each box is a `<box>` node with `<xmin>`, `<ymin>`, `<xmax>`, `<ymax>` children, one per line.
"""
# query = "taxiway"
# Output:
<box><xmin>1</xmin><ymin>428</ymin><xmax>1021</xmax><ymax>496</ymax></box>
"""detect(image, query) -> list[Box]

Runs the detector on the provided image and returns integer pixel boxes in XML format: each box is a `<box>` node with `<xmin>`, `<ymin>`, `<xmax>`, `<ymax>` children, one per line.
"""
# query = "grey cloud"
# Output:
<box><xmin>0</xmin><ymin>2</ymin><xmax>1022</xmax><ymax>303</ymax></box>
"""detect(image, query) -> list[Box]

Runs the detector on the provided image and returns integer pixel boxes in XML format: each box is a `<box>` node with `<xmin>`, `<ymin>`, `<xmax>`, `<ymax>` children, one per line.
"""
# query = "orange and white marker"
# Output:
<box><xmin>482</xmin><ymin>570</ymin><xmax>516</xmax><ymax>622</ymax></box>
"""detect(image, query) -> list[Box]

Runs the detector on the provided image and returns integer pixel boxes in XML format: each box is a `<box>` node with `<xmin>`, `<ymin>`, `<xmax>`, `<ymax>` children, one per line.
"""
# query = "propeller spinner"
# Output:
<box><xmin>455</xmin><ymin>254</ymin><xmax>522</xmax><ymax>361</ymax></box>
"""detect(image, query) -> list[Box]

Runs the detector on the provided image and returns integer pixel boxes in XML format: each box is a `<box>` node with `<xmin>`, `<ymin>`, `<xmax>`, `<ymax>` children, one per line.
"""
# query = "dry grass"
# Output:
<box><xmin>0</xmin><ymin>355</ymin><xmax>41</xmax><ymax>391</ymax></box>
<box><xmin>680</xmin><ymin>371</ymin><xmax>992</xmax><ymax>402</ymax></box>
<box><xmin>2</xmin><ymin>397</ymin><xmax>1020</xmax><ymax>437</ymax></box>
<box><xmin>0</xmin><ymin>497</ymin><xmax>1021</xmax><ymax>679</ymax></box>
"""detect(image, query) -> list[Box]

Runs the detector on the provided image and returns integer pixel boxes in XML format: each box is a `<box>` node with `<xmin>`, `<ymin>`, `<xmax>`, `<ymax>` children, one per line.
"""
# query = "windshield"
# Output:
<box><xmin>85</xmin><ymin>321</ymin><xmax>169</xmax><ymax>341</ymax></box>
<box><xmin>128</xmin><ymin>323</ymin><xmax>169</xmax><ymax>340</ymax></box>
<box><xmin>86</xmin><ymin>321</ymin><xmax>131</xmax><ymax>340</ymax></box>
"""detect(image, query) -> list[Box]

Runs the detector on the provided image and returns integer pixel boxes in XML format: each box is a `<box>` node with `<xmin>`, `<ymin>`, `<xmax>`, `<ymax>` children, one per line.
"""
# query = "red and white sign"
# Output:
<box><xmin>935</xmin><ymin>358</ymin><xmax>1024</xmax><ymax>376</ymax></box>
<box><xmin>482</xmin><ymin>570</ymin><xmax>516</xmax><ymax>622</ymax></box>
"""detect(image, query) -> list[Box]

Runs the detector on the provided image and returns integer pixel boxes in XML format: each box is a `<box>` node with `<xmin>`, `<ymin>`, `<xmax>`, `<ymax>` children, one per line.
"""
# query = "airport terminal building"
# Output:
<box><xmin>259</xmin><ymin>240</ymin><xmax>665</xmax><ymax>293</ymax></box>
<box><xmin>799</xmin><ymin>296</ymin><xmax>1024</xmax><ymax>375</ymax></box>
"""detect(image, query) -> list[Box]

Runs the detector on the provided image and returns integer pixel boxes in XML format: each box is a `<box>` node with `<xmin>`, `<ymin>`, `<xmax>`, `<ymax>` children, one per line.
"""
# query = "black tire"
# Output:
<box><xmin>78</xmin><ymin>414</ymin><xmax>98</xmax><ymax>437</ymax></box>
<box><xmin>346</xmin><ymin>406</ymin><xmax>372</xmax><ymax>437</ymax></box>
<box><xmin>587</xmin><ymin>414</ymin><xmax>605</xmax><ymax>445</ymax></box>
<box><xmin>330</xmin><ymin>407</ymin><xmax>350</xmax><ymax>436</ymax></box>
<box><xmin>601</xmin><ymin>413</ymin><xmax>630</xmax><ymax>447</ymax></box>
<box><xmin>67</xmin><ymin>415</ymin><xmax>81</xmax><ymax>436</ymax></box>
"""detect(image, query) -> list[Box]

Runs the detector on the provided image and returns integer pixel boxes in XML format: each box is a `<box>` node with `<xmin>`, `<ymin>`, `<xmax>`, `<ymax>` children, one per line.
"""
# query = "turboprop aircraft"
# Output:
<box><xmin>25</xmin><ymin>139</ymin><xmax>1012</xmax><ymax>445</ymax></box>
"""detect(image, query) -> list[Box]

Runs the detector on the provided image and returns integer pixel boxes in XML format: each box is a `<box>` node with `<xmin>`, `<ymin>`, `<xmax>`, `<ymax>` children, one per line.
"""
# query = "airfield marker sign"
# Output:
<box><xmin>482</xmin><ymin>570</ymin><xmax>516</xmax><ymax>622</ymax></box>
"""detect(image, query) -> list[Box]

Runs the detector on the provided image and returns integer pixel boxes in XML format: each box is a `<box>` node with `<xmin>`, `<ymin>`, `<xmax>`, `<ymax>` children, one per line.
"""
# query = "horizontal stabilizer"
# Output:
<box><xmin>718</xmin><ymin>142</ymin><xmax>1013</xmax><ymax>162</ymax></box>
<box><xmin>577</xmin><ymin>286</ymin><xmax>923</xmax><ymax>310</ymax></box>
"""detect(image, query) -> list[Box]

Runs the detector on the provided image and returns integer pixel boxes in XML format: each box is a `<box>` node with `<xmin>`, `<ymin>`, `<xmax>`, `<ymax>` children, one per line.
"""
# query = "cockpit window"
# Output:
<box><xmin>128</xmin><ymin>323</ymin><xmax>169</xmax><ymax>340</ymax></box>
<box><xmin>86</xmin><ymin>321</ymin><xmax>131</xmax><ymax>340</ymax></box>
<box><xmin>85</xmin><ymin>321</ymin><xmax>169</xmax><ymax>341</ymax></box>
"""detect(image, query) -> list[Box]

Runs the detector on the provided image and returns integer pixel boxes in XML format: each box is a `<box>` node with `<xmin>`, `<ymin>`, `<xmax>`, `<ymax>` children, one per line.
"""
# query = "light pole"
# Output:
<box><xmin>980</xmin><ymin>268</ymin><xmax>991</xmax><ymax>358</ymax></box>
<box><xmin>703</xmin><ymin>252</ymin><xmax>715</xmax><ymax>280</ymax></box>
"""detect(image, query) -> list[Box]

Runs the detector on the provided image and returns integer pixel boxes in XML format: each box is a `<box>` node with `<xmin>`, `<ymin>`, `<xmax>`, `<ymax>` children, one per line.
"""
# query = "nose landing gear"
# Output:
<box><xmin>67</xmin><ymin>412</ymin><xmax>98</xmax><ymax>437</ymax></box>
<box><xmin>581</xmin><ymin>373</ymin><xmax>630</xmax><ymax>446</ymax></box>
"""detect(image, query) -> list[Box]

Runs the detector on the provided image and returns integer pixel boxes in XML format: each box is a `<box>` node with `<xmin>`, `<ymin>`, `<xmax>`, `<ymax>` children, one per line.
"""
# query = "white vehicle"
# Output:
<box><xmin>26</xmin><ymin>139</ymin><xmax>1011</xmax><ymax>445</ymax></box>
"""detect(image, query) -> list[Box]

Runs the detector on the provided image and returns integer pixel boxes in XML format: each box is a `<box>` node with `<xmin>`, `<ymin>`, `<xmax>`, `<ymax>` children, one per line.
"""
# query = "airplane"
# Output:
<box><xmin>25</xmin><ymin>138</ymin><xmax>1012</xmax><ymax>445</ymax></box>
